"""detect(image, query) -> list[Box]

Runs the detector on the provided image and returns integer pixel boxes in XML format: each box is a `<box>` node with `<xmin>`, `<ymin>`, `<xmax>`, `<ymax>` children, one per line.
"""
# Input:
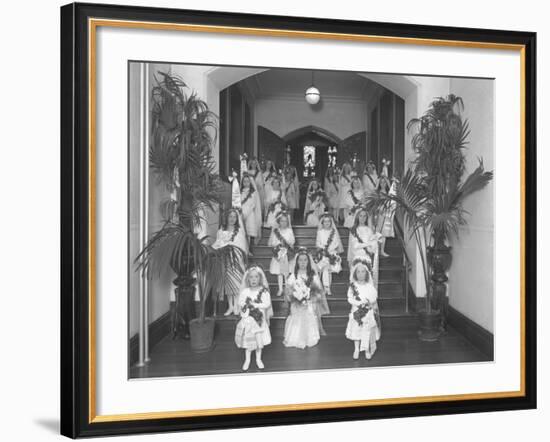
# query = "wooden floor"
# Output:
<box><xmin>130</xmin><ymin>322</ymin><xmax>491</xmax><ymax>379</ymax></box>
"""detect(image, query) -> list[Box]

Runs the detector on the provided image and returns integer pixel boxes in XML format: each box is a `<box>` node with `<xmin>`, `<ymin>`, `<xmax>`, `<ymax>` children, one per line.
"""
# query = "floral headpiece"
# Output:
<box><xmin>294</xmin><ymin>246</ymin><xmax>309</xmax><ymax>256</ymax></box>
<box><xmin>246</xmin><ymin>263</ymin><xmax>265</xmax><ymax>273</ymax></box>
<box><xmin>276</xmin><ymin>210</ymin><xmax>290</xmax><ymax>222</ymax></box>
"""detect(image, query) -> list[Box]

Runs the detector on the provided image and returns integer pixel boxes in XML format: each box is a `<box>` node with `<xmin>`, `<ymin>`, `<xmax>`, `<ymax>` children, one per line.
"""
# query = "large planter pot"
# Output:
<box><xmin>418</xmin><ymin>310</ymin><xmax>442</xmax><ymax>342</ymax></box>
<box><xmin>189</xmin><ymin>317</ymin><xmax>216</xmax><ymax>352</ymax></box>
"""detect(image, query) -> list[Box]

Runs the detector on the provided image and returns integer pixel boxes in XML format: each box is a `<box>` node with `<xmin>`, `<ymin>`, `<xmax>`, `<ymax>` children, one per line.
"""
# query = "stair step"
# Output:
<box><xmin>252</xmin><ymin>256</ymin><xmax>404</xmax><ymax>277</ymax></box>
<box><xmin>214</xmin><ymin>312</ymin><xmax>418</xmax><ymax>337</ymax></box>
<box><xmin>269</xmin><ymin>296</ymin><xmax>407</xmax><ymax>316</ymax></box>
<box><xmin>265</xmin><ymin>270</ymin><xmax>403</xmax><ymax>286</ymax></box>
<box><xmin>256</xmin><ymin>237</ymin><xmax>402</xmax><ymax>250</ymax></box>
<box><xmin>267</xmin><ymin>282</ymin><xmax>405</xmax><ymax>298</ymax></box>
<box><xmin>251</xmin><ymin>246</ymin><xmax>403</xmax><ymax>265</ymax></box>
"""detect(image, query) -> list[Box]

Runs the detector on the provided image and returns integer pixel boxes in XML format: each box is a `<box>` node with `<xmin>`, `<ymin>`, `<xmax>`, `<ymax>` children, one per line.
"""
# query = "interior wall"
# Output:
<box><xmin>254</xmin><ymin>96</ymin><xmax>367</xmax><ymax>143</ymax></box>
<box><xmin>447</xmin><ymin>78</ymin><xmax>495</xmax><ymax>333</ymax></box>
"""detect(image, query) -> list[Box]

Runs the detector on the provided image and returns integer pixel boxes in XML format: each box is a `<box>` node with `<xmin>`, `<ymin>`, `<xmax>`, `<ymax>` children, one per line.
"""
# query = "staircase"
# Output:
<box><xmin>215</xmin><ymin>224</ymin><xmax>416</xmax><ymax>336</ymax></box>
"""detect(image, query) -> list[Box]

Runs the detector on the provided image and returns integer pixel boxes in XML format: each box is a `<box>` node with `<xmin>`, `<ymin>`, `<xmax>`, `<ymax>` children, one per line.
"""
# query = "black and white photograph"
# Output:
<box><xmin>128</xmin><ymin>62</ymin><xmax>495</xmax><ymax>378</ymax></box>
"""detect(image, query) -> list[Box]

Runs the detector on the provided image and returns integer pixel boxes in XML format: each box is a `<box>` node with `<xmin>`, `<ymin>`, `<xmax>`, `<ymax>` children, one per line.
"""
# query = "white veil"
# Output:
<box><xmin>350</xmin><ymin>257</ymin><xmax>374</xmax><ymax>284</ymax></box>
<box><xmin>239</xmin><ymin>264</ymin><xmax>273</xmax><ymax>322</ymax></box>
<box><xmin>303</xmin><ymin>178</ymin><xmax>323</xmax><ymax>220</ymax></box>
<box><xmin>317</xmin><ymin>213</ymin><xmax>344</xmax><ymax>253</ymax></box>
<box><xmin>239</xmin><ymin>264</ymin><xmax>269</xmax><ymax>293</ymax></box>
<box><xmin>240</xmin><ymin>173</ymin><xmax>263</xmax><ymax>238</ymax></box>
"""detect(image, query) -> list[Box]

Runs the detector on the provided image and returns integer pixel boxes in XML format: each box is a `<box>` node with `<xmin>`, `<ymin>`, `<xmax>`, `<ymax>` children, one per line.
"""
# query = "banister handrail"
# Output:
<box><xmin>393</xmin><ymin>216</ymin><xmax>412</xmax><ymax>313</ymax></box>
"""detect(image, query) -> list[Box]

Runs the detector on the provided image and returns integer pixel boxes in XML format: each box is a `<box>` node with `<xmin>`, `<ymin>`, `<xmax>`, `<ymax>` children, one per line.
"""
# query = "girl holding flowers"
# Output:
<box><xmin>314</xmin><ymin>213</ymin><xmax>344</xmax><ymax>295</ymax></box>
<box><xmin>345</xmin><ymin>257</ymin><xmax>381</xmax><ymax>359</ymax></box>
<box><xmin>235</xmin><ymin>265</ymin><xmax>273</xmax><ymax>371</ymax></box>
<box><xmin>212</xmin><ymin>208</ymin><xmax>249</xmax><ymax>316</ymax></box>
<box><xmin>337</xmin><ymin>162</ymin><xmax>353</xmax><ymax>224</ymax></box>
<box><xmin>240</xmin><ymin>173</ymin><xmax>262</xmax><ymax>248</ymax></box>
<box><xmin>283</xmin><ymin>249</ymin><xmax>330</xmax><ymax>349</ymax></box>
<box><xmin>247</xmin><ymin>157</ymin><xmax>265</xmax><ymax>211</ymax></box>
<box><xmin>347</xmin><ymin>207</ymin><xmax>383</xmax><ymax>289</ymax></box>
<box><xmin>303</xmin><ymin>179</ymin><xmax>327</xmax><ymax>226</ymax></box>
<box><xmin>342</xmin><ymin>176</ymin><xmax>365</xmax><ymax>228</ymax></box>
<box><xmin>264</xmin><ymin>175</ymin><xmax>288</xmax><ymax>228</ymax></box>
<box><xmin>324</xmin><ymin>167</ymin><xmax>340</xmax><ymax>220</ymax></box>
<box><xmin>268</xmin><ymin>211</ymin><xmax>296</xmax><ymax>297</ymax></box>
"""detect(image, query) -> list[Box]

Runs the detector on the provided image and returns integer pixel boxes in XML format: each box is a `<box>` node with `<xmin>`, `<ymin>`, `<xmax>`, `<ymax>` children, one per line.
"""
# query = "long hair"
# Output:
<box><xmin>341</xmin><ymin>162</ymin><xmax>352</xmax><ymax>176</ymax></box>
<box><xmin>350</xmin><ymin>207</ymin><xmax>368</xmax><ymax>237</ymax></box>
<box><xmin>293</xmin><ymin>249</ymin><xmax>315</xmax><ymax>286</ymax></box>
<box><xmin>352</xmin><ymin>262</ymin><xmax>372</xmax><ymax>284</ymax></box>
<box><xmin>265</xmin><ymin>160</ymin><xmax>277</xmax><ymax>175</ymax></box>
<box><xmin>248</xmin><ymin>158</ymin><xmax>261</xmax><ymax>173</ymax></box>
<box><xmin>221</xmin><ymin>208</ymin><xmax>241</xmax><ymax>232</ymax></box>
<box><xmin>240</xmin><ymin>174</ymin><xmax>255</xmax><ymax>195</ymax></box>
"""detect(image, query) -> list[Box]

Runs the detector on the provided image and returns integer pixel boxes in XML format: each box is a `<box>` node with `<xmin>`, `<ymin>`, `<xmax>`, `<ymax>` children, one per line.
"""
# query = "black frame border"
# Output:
<box><xmin>60</xmin><ymin>2</ymin><xmax>537</xmax><ymax>438</ymax></box>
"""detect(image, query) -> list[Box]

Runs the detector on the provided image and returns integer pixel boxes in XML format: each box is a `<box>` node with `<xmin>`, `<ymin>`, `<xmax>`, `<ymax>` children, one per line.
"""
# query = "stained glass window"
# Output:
<box><xmin>303</xmin><ymin>145</ymin><xmax>316</xmax><ymax>177</ymax></box>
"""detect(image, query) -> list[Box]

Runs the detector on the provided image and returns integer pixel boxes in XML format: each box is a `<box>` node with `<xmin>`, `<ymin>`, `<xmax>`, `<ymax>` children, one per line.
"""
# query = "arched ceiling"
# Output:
<box><xmin>241</xmin><ymin>68</ymin><xmax>383</xmax><ymax>101</ymax></box>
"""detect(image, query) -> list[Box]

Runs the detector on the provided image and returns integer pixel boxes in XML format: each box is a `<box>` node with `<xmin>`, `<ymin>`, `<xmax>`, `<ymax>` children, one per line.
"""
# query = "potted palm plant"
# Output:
<box><xmin>365</xmin><ymin>95</ymin><xmax>493</xmax><ymax>341</ymax></box>
<box><xmin>136</xmin><ymin>72</ymin><xmax>244</xmax><ymax>352</ymax></box>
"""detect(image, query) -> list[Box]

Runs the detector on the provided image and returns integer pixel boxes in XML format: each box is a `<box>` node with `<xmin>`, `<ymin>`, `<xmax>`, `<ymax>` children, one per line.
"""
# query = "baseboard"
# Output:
<box><xmin>447</xmin><ymin>306</ymin><xmax>494</xmax><ymax>360</ymax></box>
<box><xmin>129</xmin><ymin>310</ymin><xmax>171</xmax><ymax>366</ymax></box>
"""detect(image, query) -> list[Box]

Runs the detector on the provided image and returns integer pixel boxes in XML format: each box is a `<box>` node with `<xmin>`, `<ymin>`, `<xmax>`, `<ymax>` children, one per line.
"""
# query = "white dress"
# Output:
<box><xmin>347</xmin><ymin>225</ymin><xmax>381</xmax><ymax>288</ymax></box>
<box><xmin>212</xmin><ymin>226</ymin><xmax>248</xmax><ymax>300</ymax></box>
<box><xmin>362</xmin><ymin>172</ymin><xmax>379</xmax><ymax>196</ymax></box>
<box><xmin>284</xmin><ymin>179</ymin><xmax>299</xmax><ymax>209</ymax></box>
<box><xmin>336</xmin><ymin>175</ymin><xmax>352</xmax><ymax>210</ymax></box>
<box><xmin>283</xmin><ymin>273</ymin><xmax>328</xmax><ymax>348</ymax></box>
<box><xmin>249</xmin><ymin>169</ymin><xmax>265</xmax><ymax>211</ymax></box>
<box><xmin>268</xmin><ymin>227</ymin><xmax>295</xmax><ymax>275</ymax></box>
<box><xmin>345</xmin><ymin>282</ymin><xmax>381</xmax><ymax>351</ymax></box>
<box><xmin>305</xmin><ymin>195</ymin><xmax>326</xmax><ymax>226</ymax></box>
<box><xmin>315</xmin><ymin>228</ymin><xmax>343</xmax><ymax>274</ymax></box>
<box><xmin>241</xmin><ymin>187</ymin><xmax>262</xmax><ymax>239</ymax></box>
<box><xmin>324</xmin><ymin>178</ymin><xmax>339</xmax><ymax>210</ymax></box>
<box><xmin>264</xmin><ymin>189</ymin><xmax>287</xmax><ymax>228</ymax></box>
<box><xmin>342</xmin><ymin>189</ymin><xmax>364</xmax><ymax>228</ymax></box>
<box><xmin>235</xmin><ymin>287</ymin><xmax>272</xmax><ymax>350</ymax></box>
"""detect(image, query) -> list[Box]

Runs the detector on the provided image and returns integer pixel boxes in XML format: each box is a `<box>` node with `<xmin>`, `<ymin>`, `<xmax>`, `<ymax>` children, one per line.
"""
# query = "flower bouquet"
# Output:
<box><xmin>242</xmin><ymin>297</ymin><xmax>263</xmax><ymax>326</ymax></box>
<box><xmin>291</xmin><ymin>277</ymin><xmax>311</xmax><ymax>306</ymax></box>
<box><xmin>353</xmin><ymin>301</ymin><xmax>372</xmax><ymax>327</ymax></box>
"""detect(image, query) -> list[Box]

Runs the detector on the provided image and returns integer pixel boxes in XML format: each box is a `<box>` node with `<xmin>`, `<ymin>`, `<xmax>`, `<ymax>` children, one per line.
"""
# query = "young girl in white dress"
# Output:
<box><xmin>362</xmin><ymin>161</ymin><xmax>379</xmax><ymax>196</ymax></box>
<box><xmin>345</xmin><ymin>257</ymin><xmax>381</xmax><ymax>359</ymax></box>
<box><xmin>262</xmin><ymin>160</ymin><xmax>277</xmax><ymax>201</ymax></box>
<box><xmin>324</xmin><ymin>167</ymin><xmax>340</xmax><ymax>220</ymax></box>
<box><xmin>283</xmin><ymin>169</ymin><xmax>299</xmax><ymax>221</ymax></box>
<box><xmin>314</xmin><ymin>214</ymin><xmax>344</xmax><ymax>295</ymax></box>
<box><xmin>212</xmin><ymin>208</ymin><xmax>249</xmax><ymax>316</ymax></box>
<box><xmin>264</xmin><ymin>176</ymin><xmax>288</xmax><ymax>228</ymax></box>
<box><xmin>337</xmin><ymin>162</ymin><xmax>353</xmax><ymax>224</ymax></box>
<box><xmin>303</xmin><ymin>179</ymin><xmax>326</xmax><ymax>226</ymax></box>
<box><xmin>268</xmin><ymin>211</ymin><xmax>296</xmax><ymax>297</ymax></box>
<box><xmin>248</xmin><ymin>158</ymin><xmax>265</xmax><ymax>211</ymax></box>
<box><xmin>343</xmin><ymin>177</ymin><xmax>365</xmax><ymax>228</ymax></box>
<box><xmin>375</xmin><ymin>174</ymin><xmax>397</xmax><ymax>257</ymax></box>
<box><xmin>283</xmin><ymin>248</ymin><xmax>331</xmax><ymax>348</ymax></box>
<box><xmin>347</xmin><ymin>207</ymin><xmax>383</xmax><ymax>289</ymax></box>
<box><xmin>240</xmin><ymin>174</ymin><xmax>262</xmax><ymax>248</ymax></box>
<box><xmin>235</xmin><ymin>265</ymin><xmax>273</xmax><ymax>370</ymax></box>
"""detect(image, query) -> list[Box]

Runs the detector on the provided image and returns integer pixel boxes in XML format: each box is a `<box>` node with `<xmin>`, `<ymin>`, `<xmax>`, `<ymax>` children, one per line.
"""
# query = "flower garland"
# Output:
<box><xmin>351</xmin><ymin>282</ymin><xmax>372</xmax><ymax>326</ymax></box>
<box><xmin>313</xmin><ymin>228</ymin><xmax>339</xmax><ymax>266</ymax></box>
<box><xmin>267</xmin><ymin>192</ymin><xmax>286</xmax><ymax>215</ymax></box>
<box><xmin>348</xmin><ymin>189</ymin><xmax>361</xmax><ymax>206</ymax></box>
<box><xmin>241</xmin><ymin>187</ymin><xmax>254</xmax><ymax>206</ymax></box>
<box><xmin>242</xmin><ymin>287</ymin><xmax>268</xmax><ymax>326</ymax></box>
<box><xmin>272</xmin><ymin>228</ymin><xmax>295</xmax><ymax>259</ymax></box>
<box><xmin>229</xmin><ymin>224</ymin><xmax>239</xmax><ymax>242</ymax></box>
